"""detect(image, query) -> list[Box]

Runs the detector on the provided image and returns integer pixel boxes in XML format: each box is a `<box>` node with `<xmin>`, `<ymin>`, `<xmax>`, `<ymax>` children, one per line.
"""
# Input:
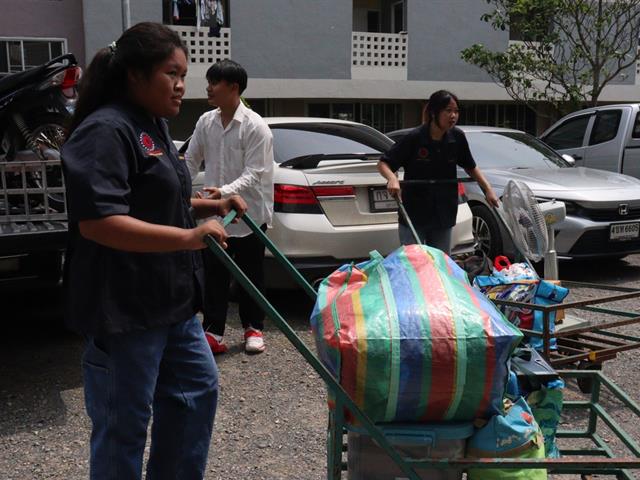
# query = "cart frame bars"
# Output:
<box><xmin>206</xmin><ymin>212</ymin><xmax>640</xmax><ymax>479</ymax></box>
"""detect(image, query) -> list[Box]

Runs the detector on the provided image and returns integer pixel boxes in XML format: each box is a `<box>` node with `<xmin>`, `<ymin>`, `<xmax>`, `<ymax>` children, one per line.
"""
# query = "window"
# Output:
<box><xmin>542</xmin><ymin>115</ymin><xmax>591</xmax><ymax>150</ymax></box>
<box><xmin>458</xmin><ymin>103</ymin><xmax>536</xmax><ymax>134</ymax></box>
<box><xmin>392</xmin><ymin>1</ymin><xmax>405</xmax><ymax>33</ymax></box>
<box><xmin>271</xmin><ymin>124</ymin><xmax>390</xmax><ymax>164</ymax></box>
<box><xmin>589</xmin><ymin>110</ymin><xmax>622</xmax><ymax>145</ymax></box>
<box><xmin>633</xmin><ymin>112</ymin><xmax>640</xmax><ymax>138</ymax></box>
<box><xmin>466</xmin><ymin>131</ymin><xmax>571</xmax><ymax>169</ymax></box>
<box><xmin>367</xmin><ymin>11</ymin><xmax>380</xmax><ymax>33</ymax></box>
<box><xmin>0</xmin><ymin>38</ymin><xmax>66</xmax><ymax>73</ymax></box>
<box><xmin>246</xmin><ymin>99</ymin><xmax>274</xmax><ymax>118</ymax></box>
<box><xmin>163</xmin><ymin>0</ymin><xmax>230</xmax><ymax>27</ymax></box>
<box><xmin>307</xmin><ymin>102</ymin><xmax>403</xmax><ymax>133</ymax></box>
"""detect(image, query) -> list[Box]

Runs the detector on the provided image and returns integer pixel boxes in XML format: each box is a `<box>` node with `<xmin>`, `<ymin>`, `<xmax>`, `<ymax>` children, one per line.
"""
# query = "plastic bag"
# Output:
<box><xmin>528</xmin><ymin>379</ymin><xmax>564</xmax><ymax>458</ymax></box>
<box><xmin>467</xmin><ymin>397</ymin><xmax>547</xmax><ymax>480</ymax></box>
<box><xmin>310</xmin><ymin>244</ymin><xmax>523</xmax><ymax>424</ymax></box>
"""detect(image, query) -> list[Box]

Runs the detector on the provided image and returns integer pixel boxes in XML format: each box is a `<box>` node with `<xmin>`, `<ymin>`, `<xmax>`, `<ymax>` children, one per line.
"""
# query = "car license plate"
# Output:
<box><xmin>368</xmin><ymin>187</ymin><xmax>397</xmax><ymax>212</ymax></box>
<box><xmin>610</xmin><ymin>222</ymin><xmax>640</xmax><ymax>241</ymax></box>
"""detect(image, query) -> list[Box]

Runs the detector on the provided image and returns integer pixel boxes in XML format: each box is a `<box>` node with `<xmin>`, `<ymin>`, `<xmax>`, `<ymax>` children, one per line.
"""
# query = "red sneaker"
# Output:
<box><xmin>205</xmin><ymin>332</ymin><xmax>228</xmax><ymax>354</ymax></box>
<box><xmin>244</xmin><ymin>328</ymin><xmax>265</xmax><ymax>353</ymax></box>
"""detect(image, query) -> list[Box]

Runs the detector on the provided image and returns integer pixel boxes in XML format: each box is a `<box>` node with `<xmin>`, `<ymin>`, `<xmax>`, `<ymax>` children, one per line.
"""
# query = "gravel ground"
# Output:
<box><xmin>2</xmin><ymin>256</ymin><xmax>640</xmax><ymax>479</ymax></box>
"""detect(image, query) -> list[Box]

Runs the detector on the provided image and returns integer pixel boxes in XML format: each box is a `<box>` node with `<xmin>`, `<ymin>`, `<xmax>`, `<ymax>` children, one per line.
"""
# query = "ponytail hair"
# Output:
<box><xmin>421</xmin><ymin>90</ymin><xmax>459</xmax><ymax>125</ymax></box>
<box><xmin>69</xmin><ymin>22</ymin><xmax>187</xmax><ymax>134</ymax></box>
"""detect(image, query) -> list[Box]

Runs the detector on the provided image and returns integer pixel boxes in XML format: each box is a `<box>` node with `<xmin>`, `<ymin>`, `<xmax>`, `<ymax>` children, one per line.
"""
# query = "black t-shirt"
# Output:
<box><xmin>381</xmin><ymin>125</ymin><xmax>476</xmax><ymax>228</ymax></box>
<box><xmin>61</xmin><ymin>103</ymin><xmax>204</xmax><ymax>336</ymax></box>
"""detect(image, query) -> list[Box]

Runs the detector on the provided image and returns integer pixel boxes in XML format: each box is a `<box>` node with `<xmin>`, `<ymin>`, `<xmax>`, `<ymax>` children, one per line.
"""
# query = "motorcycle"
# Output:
<box><xmin>0</xmin><ymin>53</ymin><xmax>81</xmax><ymax>214</ymax></box>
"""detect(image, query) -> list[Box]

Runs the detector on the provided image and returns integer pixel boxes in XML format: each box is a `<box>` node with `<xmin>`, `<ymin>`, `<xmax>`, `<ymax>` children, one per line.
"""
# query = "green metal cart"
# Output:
<box><xmin>206</xmin><ymin>211</ymin><xmax>640</xmax><ymax>479</ymax></box>
<box><xmin>490</xmin><ymin>281</ymin><xmax>640</xmax><ymax>394</ymax></box>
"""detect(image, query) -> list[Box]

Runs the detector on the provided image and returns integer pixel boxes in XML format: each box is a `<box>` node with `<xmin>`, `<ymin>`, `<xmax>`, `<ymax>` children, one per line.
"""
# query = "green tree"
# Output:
<box><xmin>461</xmin><ymin>0</ymin><xmax>640</xmax><ymax>118</ymax></box>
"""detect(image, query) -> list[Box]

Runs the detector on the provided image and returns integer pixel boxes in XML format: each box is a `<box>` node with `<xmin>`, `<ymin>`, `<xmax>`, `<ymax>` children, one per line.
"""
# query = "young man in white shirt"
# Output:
<box><xmin>185</xmin><ymin>60</ymin><xmax>274</xmax><ymax>354</ymax></box>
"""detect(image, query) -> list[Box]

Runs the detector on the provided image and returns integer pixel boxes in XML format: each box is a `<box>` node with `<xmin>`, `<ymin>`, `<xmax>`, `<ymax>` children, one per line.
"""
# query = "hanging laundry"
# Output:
<box><xmin>172</xmin><ymin>0</ymin><xmax>195</xmax><ymax>22</ymax></box>
<box><xmin>197</xmin><ymin>0</ymin><xmax>208</xmax><ymax>30</ymax></box>
<box><xmin>172</xmin><ymin>0</ymin><xmax>179</xmax><ymax>21</ymax></box>
<box><xmin>209</xmin><ymin>0</ymin><xmax>225</xmax><ymax>38</ymax></box>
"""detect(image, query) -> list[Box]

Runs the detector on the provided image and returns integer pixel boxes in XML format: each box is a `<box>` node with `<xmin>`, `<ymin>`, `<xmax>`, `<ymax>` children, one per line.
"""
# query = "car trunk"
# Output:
<box><xmin>300</xmin><ymin>160</ymin><xmax>398</xmax><ymax>226</ymax></box>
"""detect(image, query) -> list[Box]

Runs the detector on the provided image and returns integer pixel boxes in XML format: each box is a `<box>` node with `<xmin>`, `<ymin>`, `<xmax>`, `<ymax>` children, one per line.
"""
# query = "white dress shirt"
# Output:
<box><xmin>185</xmin><ymin>102</ymin><xmax>274</xmax><ymax>237</ymax></box>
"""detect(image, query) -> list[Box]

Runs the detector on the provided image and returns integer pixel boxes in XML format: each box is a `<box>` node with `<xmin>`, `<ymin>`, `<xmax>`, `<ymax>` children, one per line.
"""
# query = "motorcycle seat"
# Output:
<box><xmin>0</xmin><ymin>63</ymin><xmax>48</xmax><ymax>96</ymax></box>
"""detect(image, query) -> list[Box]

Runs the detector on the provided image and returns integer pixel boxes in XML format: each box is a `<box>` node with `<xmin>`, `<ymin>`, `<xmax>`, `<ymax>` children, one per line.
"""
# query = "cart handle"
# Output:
<box><xmin>400</xmin><ymin>177</ymin><xmax>477</xmax><ymax>185</ymax></box>
<box><xmin>395</xmin><ymin>197</ymin><xmax>422</xmax><ymax>246</ymax></box>
<box><xmin>203</xmin><ymin>223</ymin><xmax>425</xmax><ymax>480</ymax></box>
<box><xmin>220</xmin><ymin>210</ymin><xmax>317</xmax><ymax>300</ymax></box>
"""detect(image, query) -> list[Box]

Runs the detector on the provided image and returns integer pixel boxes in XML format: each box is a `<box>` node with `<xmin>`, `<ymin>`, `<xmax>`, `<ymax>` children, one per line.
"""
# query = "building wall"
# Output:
<box><xmin>82</xmin><ymin>0</ymin><xmax>161</xmax><ymax>64</ymax></box>
<box><xmin>230</xmin><ymin>0</ymin><xmax>351</xmax><ymax>79</ymax></box>
<box><xmin>406</xmin><ymin>0</ymin><xmax>504</xmax><ymax>82</ymax></box>
<box><xmin>0</xmin><ymin>0</ymin><xmax>85</xmax><ymax>66</ymax></box>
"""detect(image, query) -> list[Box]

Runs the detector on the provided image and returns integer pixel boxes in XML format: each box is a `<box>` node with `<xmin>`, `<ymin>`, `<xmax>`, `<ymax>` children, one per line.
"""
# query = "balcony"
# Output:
<box><xmin>351</xmin><ymin>31</ymin><xmax>407</xmax><ymax>80</ymax></box>
<box><xmin>169</xmin><ymin>26</ymin><xmax>231</xmax><ymax>65</ymax></box>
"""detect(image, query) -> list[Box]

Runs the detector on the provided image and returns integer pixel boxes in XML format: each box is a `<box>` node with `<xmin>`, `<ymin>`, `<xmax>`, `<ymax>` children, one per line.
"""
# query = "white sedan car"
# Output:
<box><xmin>180</xmin><ymin>117</ymin><xmax>475</xmax><ymax>289</ymax></box>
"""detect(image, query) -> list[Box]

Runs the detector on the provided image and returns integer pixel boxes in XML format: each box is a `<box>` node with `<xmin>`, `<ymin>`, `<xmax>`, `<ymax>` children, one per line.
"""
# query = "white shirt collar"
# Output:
<box><xmin>215</xmin><ymin>101</ymin><xmax>248</xmax><ymax>128</ymax></box>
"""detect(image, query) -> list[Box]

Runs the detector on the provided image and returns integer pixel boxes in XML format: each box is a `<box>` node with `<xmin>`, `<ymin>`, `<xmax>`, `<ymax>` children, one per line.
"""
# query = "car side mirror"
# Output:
<box><xmin>561</xmin><ymin>154</ymin><xmax>576</xmax><ymax>166</ymax></box>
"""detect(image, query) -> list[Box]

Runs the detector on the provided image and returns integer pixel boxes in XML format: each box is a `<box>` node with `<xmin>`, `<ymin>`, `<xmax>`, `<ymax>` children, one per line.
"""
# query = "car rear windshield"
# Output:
<box><xmin>466</xmin><ymin>131</ymin><xmax>571</xmax><ymax>169</ymax></box>
<box><xmin>271</xmin><ymin>123</ymin><xmax>392</xmax><ymax>164</ymax></box>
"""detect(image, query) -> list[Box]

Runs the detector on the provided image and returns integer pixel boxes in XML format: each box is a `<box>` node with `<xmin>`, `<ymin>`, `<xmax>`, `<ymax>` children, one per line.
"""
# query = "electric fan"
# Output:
<box><xmin>499</xmin><ymin>180</ymin><xmax>566</xmax><ymax>279</ymax></box>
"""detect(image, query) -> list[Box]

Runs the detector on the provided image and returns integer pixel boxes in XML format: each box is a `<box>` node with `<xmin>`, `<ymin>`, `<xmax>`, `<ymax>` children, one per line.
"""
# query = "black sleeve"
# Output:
<box><xmin>380</xmin><ymin>133</ymin><xmax>416</xmax><ymax>172</ymax></box>
<box><xmin>62</xmin><ymin>119</ymin><xmax>133</xmax><ymax>221</ymax></box>
<box><xmin>455</xmin><ymin>129</ymin><xmax>477</xmax><ymax>170</ymax></box>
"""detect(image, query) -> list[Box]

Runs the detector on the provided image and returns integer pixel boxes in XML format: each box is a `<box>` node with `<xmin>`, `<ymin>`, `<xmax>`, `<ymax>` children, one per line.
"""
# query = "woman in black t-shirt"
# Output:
<box><xmin>378</xmin><ymin>90</ymin><xmax>499</xmax><ymax>254</ymax></box>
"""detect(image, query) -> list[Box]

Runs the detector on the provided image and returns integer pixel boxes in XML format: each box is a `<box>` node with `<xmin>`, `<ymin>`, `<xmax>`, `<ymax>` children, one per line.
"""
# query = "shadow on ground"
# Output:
<box><xmin>559</xmin><ymin>256</ymin><xmax>640</xmax><ymax>285</ymax></box>
<box><xmin>0</xmin><ymin>287</ymin><xmax>83</xmax><ymax>435</ymax></box>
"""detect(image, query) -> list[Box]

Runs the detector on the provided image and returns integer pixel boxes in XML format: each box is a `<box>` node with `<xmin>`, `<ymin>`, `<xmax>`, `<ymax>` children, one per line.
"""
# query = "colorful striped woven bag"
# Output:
<box><xmin>310</xmin><ymin>244</ymin><xmax>523</xmax><ymax>423</ymax></box>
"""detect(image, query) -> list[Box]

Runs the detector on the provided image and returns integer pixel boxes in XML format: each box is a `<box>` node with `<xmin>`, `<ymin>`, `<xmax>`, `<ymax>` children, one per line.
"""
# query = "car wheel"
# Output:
<box><xmin>471</xmin><ymin>204</ymin><xmax>503</xmax><ymax>260</ymax></box>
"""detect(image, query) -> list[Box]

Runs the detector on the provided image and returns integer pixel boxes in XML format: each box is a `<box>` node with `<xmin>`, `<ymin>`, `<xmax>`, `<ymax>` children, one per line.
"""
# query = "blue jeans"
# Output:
<box><xmin>399</xmin><ymin>223</ymin><xmax>453</xmax><ymax>255</ymax></box>
<box><xmin>82</xmin><ymin>316</ymin><xmax>218</xmax><ymax>480</ymax></box>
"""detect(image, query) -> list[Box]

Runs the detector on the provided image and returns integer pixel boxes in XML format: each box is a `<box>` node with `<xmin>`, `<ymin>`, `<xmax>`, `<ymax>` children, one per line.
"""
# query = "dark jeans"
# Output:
<box><xmin>82</xmin><ymin>316</ymin><xmax>218</xmax><ymax>480</ymax></box>
<box><xmin>202</xmin><ymin>226</ymin><xmax>267</xmax><ymax>336</ymax></box>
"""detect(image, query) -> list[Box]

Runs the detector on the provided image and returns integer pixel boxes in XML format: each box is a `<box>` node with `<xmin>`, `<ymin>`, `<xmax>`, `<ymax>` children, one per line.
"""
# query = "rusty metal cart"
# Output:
<box><xmin>205</xmin><ymin>211</ymin><xmax>640</xmax><ymax>479</ymax></box>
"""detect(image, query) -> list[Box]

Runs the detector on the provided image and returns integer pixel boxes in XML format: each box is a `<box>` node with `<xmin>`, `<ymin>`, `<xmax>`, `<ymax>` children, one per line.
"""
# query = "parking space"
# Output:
<box><xmin>1</xmin><ymin>255</ymin><xmax>640</xmax><ymax>478</ymax></box>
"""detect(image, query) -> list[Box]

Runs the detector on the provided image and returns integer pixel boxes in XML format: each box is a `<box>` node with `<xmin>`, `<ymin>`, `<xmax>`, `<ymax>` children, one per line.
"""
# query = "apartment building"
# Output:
<box><xmin>0</xmin><ymin>0</ymin><xmax>85</xmax><ymax>75</ymax></box>
<box><xmin>165</xmin><ymin>0</ymin><xmax>539</xmax><ymax>138</ymax></box>
<box><xmin>2</xmin><ymin>0</ymin><xmax>639</xmax><ymax>138</ymax></box>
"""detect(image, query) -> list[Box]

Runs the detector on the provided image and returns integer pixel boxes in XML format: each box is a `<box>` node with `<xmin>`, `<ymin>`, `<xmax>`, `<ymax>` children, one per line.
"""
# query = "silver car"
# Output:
<box><xmin>181</xmin><ymin>117</ymin><xmax>475</xmax><ymax>289</ymax></box>
<box><xmin>388</xmin><ymin>126</ymin><xmax>640</xmax><ymax>260</ymax></box>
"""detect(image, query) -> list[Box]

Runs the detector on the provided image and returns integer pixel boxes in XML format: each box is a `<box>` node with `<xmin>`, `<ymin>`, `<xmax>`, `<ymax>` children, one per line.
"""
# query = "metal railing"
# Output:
<box><xmin>0</xmin><ymin>159</ymin><xmax>67</xmax><ymax>223</ymax></box>
<box><xmin>169</xmin><ymin>25</ymin><xmax>231</xmax><ymax>65</ymax></box>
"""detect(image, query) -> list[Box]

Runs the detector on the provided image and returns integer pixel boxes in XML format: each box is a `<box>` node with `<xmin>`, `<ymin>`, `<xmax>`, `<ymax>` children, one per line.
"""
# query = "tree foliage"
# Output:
<box><xmin>461</xmin><ymin>0</ymin><xmax>640</xmax><ymax>117</ymax></box>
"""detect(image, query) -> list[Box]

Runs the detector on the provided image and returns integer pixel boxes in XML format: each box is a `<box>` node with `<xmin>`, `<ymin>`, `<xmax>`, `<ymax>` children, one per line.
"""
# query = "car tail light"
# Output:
<box><xmin>274</xmin><ymin>184</ymin><xmax>356</xmax><ymax>214</ymax></box>
<box><xmin>274</xmin><ymin>184</ymin><xmax>322</xmax><ymax>214</ymax></box>
<box><xmin>457</xmin><ymin>181</ymin><xmax>468</xmax><ymax>204</ymax></box>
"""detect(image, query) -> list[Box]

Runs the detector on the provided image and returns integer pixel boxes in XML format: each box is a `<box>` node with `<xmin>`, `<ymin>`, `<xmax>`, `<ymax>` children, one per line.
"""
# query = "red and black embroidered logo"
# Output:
<box><xmin>418</xmin><ymin>147</ymin><xmax>429</xmax><ymax>159</ymax></box>
<box><xmin>139</xmin><ymin>132</ymin><xmax>164</xmax><ymax>156</ymax></box>
<box><xmin>139</xmin><ymin>132</ymin><xmax>155</xmax><ymax>150</ymax></box>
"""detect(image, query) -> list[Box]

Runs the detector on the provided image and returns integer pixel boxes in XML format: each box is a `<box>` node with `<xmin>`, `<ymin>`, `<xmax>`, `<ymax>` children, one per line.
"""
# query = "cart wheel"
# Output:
<box><xmin>576</xmin><ymin>361</ymin><xmax>602</xmax><ymax>394</ymax></box>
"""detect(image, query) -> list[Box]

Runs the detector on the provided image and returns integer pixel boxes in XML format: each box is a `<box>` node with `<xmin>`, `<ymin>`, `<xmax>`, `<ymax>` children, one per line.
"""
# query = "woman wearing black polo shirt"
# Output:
<box><xmin>62</xmin><ymin>23</ymin><xmax>246</xmax><ymax>480</ymax></box>
<box><xmin>378</xmin><ymin>90</ymin><xmax>499</xmax><ymax>254</ymax></box>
